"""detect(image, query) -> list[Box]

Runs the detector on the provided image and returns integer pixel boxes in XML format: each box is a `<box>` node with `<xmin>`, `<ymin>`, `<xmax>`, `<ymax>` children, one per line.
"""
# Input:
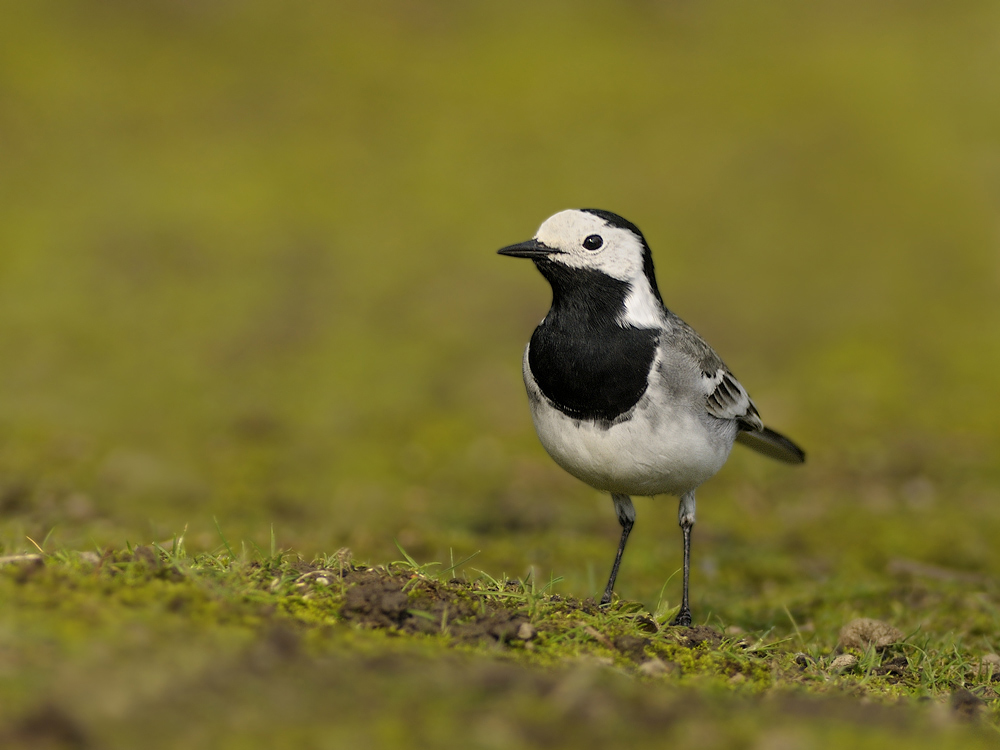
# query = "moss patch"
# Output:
<box><xmin>2</xmin><ymin>546</ymin><xmax>999</xmax><ymax>748</ymax></box>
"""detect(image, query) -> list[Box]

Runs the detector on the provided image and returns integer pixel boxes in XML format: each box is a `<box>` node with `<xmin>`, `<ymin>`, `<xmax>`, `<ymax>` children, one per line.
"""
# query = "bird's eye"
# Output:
<box><xmin>582</xmin><ymin>234</ymin><xmax>603</xmax><ymax>251</ymax></box>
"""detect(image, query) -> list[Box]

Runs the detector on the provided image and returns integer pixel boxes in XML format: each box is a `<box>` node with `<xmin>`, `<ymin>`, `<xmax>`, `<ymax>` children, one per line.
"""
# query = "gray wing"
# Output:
<box><xmin>666</xmin><ymin>314</ymin><xmax>763</xmax><ymax>432</ymax></box>
<box><xmin>661</xmin><ymin>312</ymin><xmax>806</xmax><ymax>464</ymax></box>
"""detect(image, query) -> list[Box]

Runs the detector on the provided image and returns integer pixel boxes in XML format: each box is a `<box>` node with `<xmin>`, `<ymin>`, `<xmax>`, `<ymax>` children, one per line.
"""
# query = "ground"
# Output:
<box><xmin>1</xmin><ymin>544</ymin><xmax>997</xmax><ymax>748</ymax></box>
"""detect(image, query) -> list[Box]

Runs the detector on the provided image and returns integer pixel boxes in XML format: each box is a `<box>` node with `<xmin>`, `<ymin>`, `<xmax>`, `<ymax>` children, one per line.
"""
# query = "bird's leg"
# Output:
<box><xmin>600</xmin><ymin>494</ymin><xmax>634</xmax><ymax>605</ymax></box>
<box><xmin>671</xmin><ymin>491</ymin><xmax>696</xmax><ymax>627</ymax></box>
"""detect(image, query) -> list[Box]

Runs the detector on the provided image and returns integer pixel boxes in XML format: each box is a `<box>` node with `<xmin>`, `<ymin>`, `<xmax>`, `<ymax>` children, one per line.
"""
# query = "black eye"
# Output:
<box><xmin>582</xmin><ymin>234</ymin><xmax>603</xmax><ymax>251</ymax></box>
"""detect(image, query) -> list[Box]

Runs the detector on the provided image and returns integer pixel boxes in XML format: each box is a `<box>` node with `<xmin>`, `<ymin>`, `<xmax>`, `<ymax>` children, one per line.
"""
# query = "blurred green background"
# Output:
<box><xmin>2</xmin><ymin>0</ymin><xmax>999</xmax><ymax>613</ymax></box>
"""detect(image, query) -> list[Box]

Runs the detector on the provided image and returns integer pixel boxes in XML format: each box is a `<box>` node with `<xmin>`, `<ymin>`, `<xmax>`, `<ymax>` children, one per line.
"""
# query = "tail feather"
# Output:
<box><xmin>735</xmin><ymin>426</ymin><xmax>806</xmax><ymax>464</ymax></box>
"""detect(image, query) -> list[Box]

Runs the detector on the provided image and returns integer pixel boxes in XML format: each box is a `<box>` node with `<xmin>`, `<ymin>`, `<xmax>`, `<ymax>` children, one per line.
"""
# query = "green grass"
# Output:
<box><xmin>1</xmin><ymin>545</ymin><xmax>998</xmax><ymax>748</ymax></box>
<box><xmin>2</xmin><ymin>0</ymin><xmax>1000</xmax><ymax>746</ymax></box>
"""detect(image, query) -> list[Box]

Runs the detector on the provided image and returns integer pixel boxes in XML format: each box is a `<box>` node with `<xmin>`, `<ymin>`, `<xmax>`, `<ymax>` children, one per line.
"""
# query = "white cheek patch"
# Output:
<box><xmin>552</xmin><ymin>245</ymin><xmax>639</xmax><ymax>281</ymax></box>
<box><xmin>618</xmin><ymin>277</ymin><xmax>665</xmax><ymax>328</ymax></box>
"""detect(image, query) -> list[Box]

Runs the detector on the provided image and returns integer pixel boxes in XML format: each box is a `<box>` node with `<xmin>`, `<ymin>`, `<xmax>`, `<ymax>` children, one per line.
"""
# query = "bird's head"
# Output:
<box><xmin>498</xmin><ymin>209</ymin><xmax>665</xmax><ymax>324</ymax></box>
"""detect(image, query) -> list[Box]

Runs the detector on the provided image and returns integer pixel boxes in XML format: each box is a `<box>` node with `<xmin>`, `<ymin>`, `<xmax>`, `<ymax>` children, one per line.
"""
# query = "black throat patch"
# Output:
<box><xmin>527</xmin><ymin>262</ymin><xmax>659</xmax><ymax>423</ymax></box>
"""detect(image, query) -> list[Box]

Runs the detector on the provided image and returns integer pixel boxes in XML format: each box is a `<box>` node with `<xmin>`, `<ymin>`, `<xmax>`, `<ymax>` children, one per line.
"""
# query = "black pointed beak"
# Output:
<box><xmin>497</xmin><ymin>239</ymin><xmax>560</xmax><ymax>259</ymax></box>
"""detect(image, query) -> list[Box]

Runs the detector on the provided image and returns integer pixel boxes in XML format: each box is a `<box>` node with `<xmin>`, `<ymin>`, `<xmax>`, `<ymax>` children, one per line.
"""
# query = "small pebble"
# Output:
<box><xmin>516</xmin><ymin>622</ymin><xmax>536</xmax><ymax>641</ymax></box>
<box><xmin>0</xmin><ymin>554</ymin><xmax>43</xmax><ymax>566</ymax></box>
<box><xmin>830</xmin><ymin>654</ymin><xmax>859</xmax><ymax>672</ymax></box>
<box><xmin>637</xmin><ymin>658</ymin><xmax>671</xmax><ymax>677</ymax></box>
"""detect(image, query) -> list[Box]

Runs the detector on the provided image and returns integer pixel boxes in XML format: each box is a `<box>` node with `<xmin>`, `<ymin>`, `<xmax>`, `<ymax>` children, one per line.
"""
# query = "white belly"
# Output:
<box><xmin>523</xmin><ymin>351</ymin><xmax>736</xmax><ymax>497</ymax></box>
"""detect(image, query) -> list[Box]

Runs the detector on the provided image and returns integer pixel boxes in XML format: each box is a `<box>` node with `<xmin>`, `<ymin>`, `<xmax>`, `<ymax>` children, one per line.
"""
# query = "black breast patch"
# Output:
<box><xmin>525</xmin><ymin>262</ymin><xmax>661</xmax><ymax>423</ymax></box>
<box><xmin>529</xmin><ymin>322</ymin><xmax>658</xmax><ymax>422</ymax></box>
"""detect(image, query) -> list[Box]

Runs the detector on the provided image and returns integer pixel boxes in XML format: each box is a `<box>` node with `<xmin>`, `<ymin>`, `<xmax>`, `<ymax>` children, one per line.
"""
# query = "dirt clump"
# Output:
<box><xmin>838</xmin><ymin>618</ymin><xmax>902</xmax><ymax>651</ymax></box>
<box><xmin>452</xmin><ymin>609</ymin><xmax>530</xmax><ymax>644</ymax></box>
<box><xmin>340</xmin><ymin>568</ymin><xmax>530</xmax><ymax>645</ymax></box>
<box><xmin>950</xmin><ymin>687</ymin><xmax>985</xmax><ymax>720</ymax></box>
<box><xmin>614</xmin><ymin>635</ymin><xmax>651</xmax><ymax>663</ymax></box>
<box><xmin>341</xmin><ymin>573</ymin><xmax>412</xmax><ymax>629</ymax></box>
<box><xmin>337</xmin><ymin>567</ymin><xmax>733</xmax><ymax>658</ymax></box>
<box><xmin>1</xmin><ymin>703</ymin><xmax>90</xmax><ymax>749</ymax></box>
<box><xmin>664</xmin><ymin>625</ymin><xmax>723</xmax><ymax>649</ymax></box>
<box><xmin>872</xmin><ymin>654</ymin><xmax>908</xmax><ymax>681</ymax></box>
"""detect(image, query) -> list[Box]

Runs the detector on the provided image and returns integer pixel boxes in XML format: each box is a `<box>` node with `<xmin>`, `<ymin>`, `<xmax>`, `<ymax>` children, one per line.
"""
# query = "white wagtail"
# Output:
<box><xmin>498</xmin><ymin>209</ymin><xmax>805</xmax><ymax>626</ymax></box>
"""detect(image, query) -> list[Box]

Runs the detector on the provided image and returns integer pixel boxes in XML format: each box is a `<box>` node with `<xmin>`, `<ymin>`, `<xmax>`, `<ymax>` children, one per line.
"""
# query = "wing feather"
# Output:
<box><xmin>703</xmin><ymin>368</ymin><xmax>763</xmax><ymax>431</ymax></box>
<box><xmin>736</xmin><ymin>426</ymin><xmax>806</xmax><ymax>464</ymax></box>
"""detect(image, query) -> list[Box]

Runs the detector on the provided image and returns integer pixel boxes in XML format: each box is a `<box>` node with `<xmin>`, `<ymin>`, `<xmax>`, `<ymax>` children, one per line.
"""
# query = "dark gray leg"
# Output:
<box><xmin>600</xmin><ymin>494</ymin><xmax>634</xmax><ymax>606</ymax></box>
<box><xmin>671</xmin><ymin>491</ymin><xmax>696</xmax><ymax>627</ymax></box>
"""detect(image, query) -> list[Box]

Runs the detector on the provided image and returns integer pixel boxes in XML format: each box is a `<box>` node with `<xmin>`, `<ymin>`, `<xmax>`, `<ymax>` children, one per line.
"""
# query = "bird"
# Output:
<box><xmin>498</xmin><ymin>208</ymin><xmax>805</xmax><ymax>626</ymax></box>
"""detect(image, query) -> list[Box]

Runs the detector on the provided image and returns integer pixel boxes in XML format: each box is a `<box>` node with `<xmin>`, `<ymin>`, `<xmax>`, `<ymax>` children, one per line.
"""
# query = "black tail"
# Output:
<box><xmin>735</xmin><ymin>426</ymin><xmax>806</xmax><ymax>464</ymax></box>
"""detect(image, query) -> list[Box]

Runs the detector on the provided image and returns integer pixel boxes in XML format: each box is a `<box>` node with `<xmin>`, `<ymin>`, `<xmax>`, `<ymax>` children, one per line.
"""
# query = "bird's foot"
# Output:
<box><xmin>670</xmin><ymin>608</ymin><xmax>692</xmax><ymax>627</ymax></box>
<box><xmin>599</xmin><ymin>590</ymin><xmax>613</xmax><ymax>606</ymax></box>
